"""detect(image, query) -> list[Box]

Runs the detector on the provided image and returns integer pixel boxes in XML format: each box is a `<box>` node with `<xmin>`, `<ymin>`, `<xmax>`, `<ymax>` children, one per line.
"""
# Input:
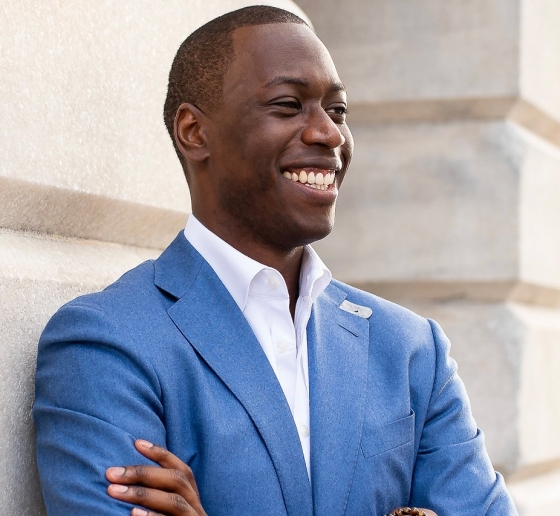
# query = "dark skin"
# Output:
<box><xmin>107</xmin><ymin>441</ymin><xmax>206</xmax><ymax>516</ymax></box>
<box><xmin>107</xmin><ymin>23</ymin><xmax>437</xmax><ymax>516</ymax></box>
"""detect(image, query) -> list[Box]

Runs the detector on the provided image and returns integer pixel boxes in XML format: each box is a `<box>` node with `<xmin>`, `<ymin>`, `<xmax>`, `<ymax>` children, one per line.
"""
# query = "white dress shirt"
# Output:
<box><xmin>184</xmin><ymin>215</ymin><xmax>332</xmax><ymax>478</ymax></box>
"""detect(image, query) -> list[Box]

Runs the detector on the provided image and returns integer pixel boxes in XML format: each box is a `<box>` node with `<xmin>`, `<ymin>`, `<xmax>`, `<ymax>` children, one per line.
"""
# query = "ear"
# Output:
<box><xmin>174</xmin><ymin>103</ymin><xmax>210</xmax><ymax>164</ymax></box>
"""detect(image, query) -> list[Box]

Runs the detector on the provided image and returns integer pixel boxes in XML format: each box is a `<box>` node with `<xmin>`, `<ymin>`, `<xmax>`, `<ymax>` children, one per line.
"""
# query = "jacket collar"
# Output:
<box><xmin>308</xmin><ymin>283</ymin><xmax>371</xmax><ymax>516</ymax></box>
<box><xmin>153</xmin><ymin>231</ymin><xmax>204</xmax><ymax>299</ymax></box>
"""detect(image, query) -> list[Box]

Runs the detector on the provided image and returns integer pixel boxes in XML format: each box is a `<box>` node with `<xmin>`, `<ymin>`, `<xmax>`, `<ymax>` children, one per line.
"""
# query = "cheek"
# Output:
<box><xmin>227</xmin><ymin>121</ymin><xmax>275</xmax><ymax>163</ymax></box>
<box><xmin>238</xmin><ymin>141</ymin><xmax>285</xmax><ymax>192</ymax></box>
<box><xmin>215</xmin><ymin>115</ymin><xmax>294</xmax><ymax>192</ymax></box>
<box><xmin>342</xmin><ymin>126</ymin><xmax>354</xmax><ymax>160</ymax></box>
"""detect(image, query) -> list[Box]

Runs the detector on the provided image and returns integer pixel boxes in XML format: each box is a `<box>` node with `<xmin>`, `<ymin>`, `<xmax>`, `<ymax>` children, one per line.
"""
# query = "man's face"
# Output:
<box><xmin>201</xmin><ymin>22</ymin><xmax>353</xmax><ymax>251</ymax></box>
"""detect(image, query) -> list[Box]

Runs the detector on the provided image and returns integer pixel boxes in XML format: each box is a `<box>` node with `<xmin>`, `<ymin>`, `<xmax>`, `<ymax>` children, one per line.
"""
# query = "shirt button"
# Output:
<box><xmin>267</xmin><ymin>276</ymin><xmax>278</xmax><ymax>289</ymax></box>
<box><xmin>300</xmin><ymin>425</ymin><xmax>310</xmax><ymax>437</ymax></box>
<box><xmin>275</xmin><ymin>341</ymin><xmax>292</xmax><ymax>353</ymax></box>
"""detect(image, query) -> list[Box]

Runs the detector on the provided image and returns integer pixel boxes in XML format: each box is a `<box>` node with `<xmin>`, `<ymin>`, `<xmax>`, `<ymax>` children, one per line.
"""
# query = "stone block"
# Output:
<box><xmin>520</xmin><ymin>0</ymin><xmax>560</xmax><ymax>123</ymax></box>
<box><xmin>508</xmin><ymin>467</ymin><xmax>560</xmax><ymax>516</ymax></box>
<box><xmin>0</xmin><ymin>176</ymin><xmax>188</xmax><ymax>249</ymax></box>
<box><xmin>0</xmin><ymin>230</ymin><xmax>159</xmax><ymax>286</ymax></box>
<box><xmin>519</xmin><ymin>129</ymin><xmax>560</xmax><ymax>290</ymax></box>
<box><xmin>315</xmin><ymin>118</ymin><xmax>560</xmax><ymax>296</ymax></box>
<box><xmin>297</xmin><ymin>0</ymin><xmax>520</xmax><ymax>104</ymax></box>
<box><xmin>0</xmin><ymin>1</ymin><xmax>191</xmax><ymax>213</ymax></box>
<box><xmin>511</xmin><ymin>304</ymin><xmax>560</xmax><ymax>470</ymax></box>
<box><xmin>316</xmin><ymin>119</ymin><xmax>520</xmax><ymax>284</ymax></box>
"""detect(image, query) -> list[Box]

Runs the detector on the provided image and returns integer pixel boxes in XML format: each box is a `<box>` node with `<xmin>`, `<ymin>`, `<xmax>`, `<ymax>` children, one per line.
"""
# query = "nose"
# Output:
<box><xmin>301</xmin><ymin>107</ymin><xmax>346</xmax><ymax>149</ymax></box>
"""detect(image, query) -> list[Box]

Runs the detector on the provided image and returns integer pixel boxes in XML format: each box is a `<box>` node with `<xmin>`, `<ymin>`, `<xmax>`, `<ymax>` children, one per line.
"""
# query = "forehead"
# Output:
<box><xmin>224</xmin><ymin>23</ymin><xmax>343</xmax><ymax>95</ymax></box>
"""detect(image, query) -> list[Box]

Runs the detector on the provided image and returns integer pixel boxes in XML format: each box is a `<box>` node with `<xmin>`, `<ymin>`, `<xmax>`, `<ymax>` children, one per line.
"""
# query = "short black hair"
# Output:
<box><xmin>163</xmin><ymin>5</ymin><xmax>308</xmax><ymax>166</ymax></box>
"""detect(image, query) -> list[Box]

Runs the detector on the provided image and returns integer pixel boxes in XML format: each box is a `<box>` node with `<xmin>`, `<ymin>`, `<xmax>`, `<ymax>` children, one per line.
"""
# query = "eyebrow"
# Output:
<box><xmin>264</xmin><ymin>75</ymin><xmax>346</xmax><ymax>94</ymax></box>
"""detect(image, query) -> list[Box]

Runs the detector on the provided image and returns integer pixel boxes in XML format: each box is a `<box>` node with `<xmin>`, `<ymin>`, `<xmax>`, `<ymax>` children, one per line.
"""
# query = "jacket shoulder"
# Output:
<box><xmin>39</xmin><ymin>259</ymin><xmax>166</xmax><ymax>349</ymax></box>
<box><xmin>328</xmin><ymin>278</ymin><xmax>433</xmax><ymax>340</ymax></box>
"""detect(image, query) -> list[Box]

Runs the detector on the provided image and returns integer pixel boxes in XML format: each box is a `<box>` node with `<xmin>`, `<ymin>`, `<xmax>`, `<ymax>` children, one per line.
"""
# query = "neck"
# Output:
<box><xmin>193</xmin><ymin>211</ymin><xmax>305</xmax><ymax>318</ymax></box>
<box><xmin>228</xmin><ymin>237</ymin><xmax>304</xmax><ymax>319</ymax></box>
<box><xmin>258</xmin><ymin>246</ymin><xmax>303</xmax><ymax>319</ymax></box>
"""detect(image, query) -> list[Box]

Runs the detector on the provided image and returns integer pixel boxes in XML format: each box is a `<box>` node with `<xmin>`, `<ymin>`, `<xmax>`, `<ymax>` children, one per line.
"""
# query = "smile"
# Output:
<box><xmin>281</xmin><ymin>168</ymin><xmax>335</xmax><ymax>191</ymax></box>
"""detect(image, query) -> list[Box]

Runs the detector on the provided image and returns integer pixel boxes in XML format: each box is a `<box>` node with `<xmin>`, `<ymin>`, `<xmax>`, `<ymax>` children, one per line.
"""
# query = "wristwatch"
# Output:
<box><xmin>382</xmin><ymin>508</ymin><xmax>427</xmax><ymax>516</ymax></box>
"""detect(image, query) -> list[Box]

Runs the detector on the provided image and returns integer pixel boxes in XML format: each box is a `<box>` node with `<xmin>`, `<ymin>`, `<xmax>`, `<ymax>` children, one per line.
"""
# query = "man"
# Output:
<box><xmin>33</xmin><ymin>6</ymin><xmax>517</xmax><ymax>516</ymax></box>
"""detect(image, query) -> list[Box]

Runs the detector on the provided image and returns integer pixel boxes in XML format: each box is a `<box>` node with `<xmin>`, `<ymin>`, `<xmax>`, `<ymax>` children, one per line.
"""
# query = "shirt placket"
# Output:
<box><xmin>294</xmin><ymin>294</ymin><xmax>312</xmax><ymax>476</ymax></box>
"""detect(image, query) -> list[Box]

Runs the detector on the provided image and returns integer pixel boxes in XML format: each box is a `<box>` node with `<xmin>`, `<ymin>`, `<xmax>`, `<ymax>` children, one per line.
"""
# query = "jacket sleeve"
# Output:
<box><xmin>33</xmin><ymin>301</ymin><xmax>166</xmax><ymax>515</ymax></box>
<box><xmin>409</xmin><ymin>319</ymin><xmax>518</xmax><ymax>515</ymax></box>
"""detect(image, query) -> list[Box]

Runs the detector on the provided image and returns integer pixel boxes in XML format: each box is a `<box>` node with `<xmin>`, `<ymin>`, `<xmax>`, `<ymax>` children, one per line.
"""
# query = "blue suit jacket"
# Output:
<box><xmin>34</xmin><ymin>233</ymin><xmax>517</xmax><ymax>515</ymax></box>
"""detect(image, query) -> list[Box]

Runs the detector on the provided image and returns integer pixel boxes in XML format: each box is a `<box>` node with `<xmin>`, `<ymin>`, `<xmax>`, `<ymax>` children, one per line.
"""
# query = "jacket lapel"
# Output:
<box><xmin>154</xmin><ymin>234</ymin><xmax>313</xmax><ymax>516</ymax></box>
<box><xmin>308</xmin><ymin>283</ymin><xmax>370</xmax><ymax>516</ymax></box>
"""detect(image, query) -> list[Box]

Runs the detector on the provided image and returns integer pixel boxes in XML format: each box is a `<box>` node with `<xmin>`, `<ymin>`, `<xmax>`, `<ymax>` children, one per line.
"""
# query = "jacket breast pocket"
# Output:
<box><xmin>361</xmin><ymin>410</ymin><xmax>415</xmax><ymax>458</ymax></box>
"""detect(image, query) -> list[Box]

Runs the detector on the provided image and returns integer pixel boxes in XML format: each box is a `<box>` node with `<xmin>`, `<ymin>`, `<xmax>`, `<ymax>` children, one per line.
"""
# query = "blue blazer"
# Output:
<box><xmin>34</xmin><ymin>233</ymin><xmax>517</xmax><ymax>515</ymax></box>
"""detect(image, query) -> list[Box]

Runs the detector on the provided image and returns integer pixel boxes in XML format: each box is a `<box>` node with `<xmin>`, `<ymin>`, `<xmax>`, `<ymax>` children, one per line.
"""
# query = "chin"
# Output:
<box><xmin>290</xmin><ymin>218</ymin><xmax>335</xmax><ymax>247</ymax></box>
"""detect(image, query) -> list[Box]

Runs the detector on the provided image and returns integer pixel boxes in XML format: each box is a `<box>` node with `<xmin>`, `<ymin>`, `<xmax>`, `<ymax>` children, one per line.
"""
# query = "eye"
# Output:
<box><xmin>277</xmin><ymin>101</ymin><xmax>299</xmax><ymax>108</ymax></box>
<box><xmin>331</xmin><ymin>106</ymin><xmax>348</xmax><ymax>115</ymax></box>
<box><xmin>270</xmin><ymin>98</ymin><xmax>301</xmax><ymax>113</ymax></box>
<box><xmin>327</xmin><ymin>104</ymin><xmax>348</xmax><ymax>122</ymax></box>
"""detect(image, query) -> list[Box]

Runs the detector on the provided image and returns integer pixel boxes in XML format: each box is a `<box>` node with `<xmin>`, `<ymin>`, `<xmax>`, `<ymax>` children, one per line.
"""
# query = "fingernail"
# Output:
<box><xmin>107</xmin><ymin>467</ymin><xmax>126</xmax><ymax>477</ymax></box>
<box><xmin>132</xmin><ymin>509</ymin><xmax>148</xmax><ymax>516</ymax></box>
<box><xmin>109</xmin><ymin>484</ymin><xmax>128</xmax><ymax>493</ymax></box>
<box><xmin>136</xmin><ymin>439</ymin><xmax>154</xmax><ymax>449</ymax></box>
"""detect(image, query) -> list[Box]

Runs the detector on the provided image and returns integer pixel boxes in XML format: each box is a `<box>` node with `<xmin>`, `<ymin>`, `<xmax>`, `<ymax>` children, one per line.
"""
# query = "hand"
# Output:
<box><xmin>388</xmin><ymin>510</ymin><xmax>438</xmax><ymax>516</ymax></box>
<box><xmin>106</xmin><ymin>439</ymin><xmax>207</xmax><ymax>516</ymax></box>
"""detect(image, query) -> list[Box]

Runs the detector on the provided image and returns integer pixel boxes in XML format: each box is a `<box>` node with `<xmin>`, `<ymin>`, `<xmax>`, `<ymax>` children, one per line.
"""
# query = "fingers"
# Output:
<box><xmin>134</xmin><ymin>440</ymin><xmax>200</xmax><ymax>497</ymax></box>
<box><xmin>131</xmin><ymin>509</ymin><xmax>164</xmax><ymax>516</ymax></box>
<box><xmin>106</xmin><ymin>440</ymin><xmax>207</xmax><ymax>515</ymax></box>
<box><xmin>106</xmin><ymin>464</ymin><xmax>200</xmax><ymax>508</ymax></box>
<box><xmin>107</xmin><ymin>483</ymin><xmax>198</xmax><ymax>516</ymax></box>
<box><xmin>131</xmin><ymin>509</ymin><xmax>163</xmax><ymax>516</ymax></box>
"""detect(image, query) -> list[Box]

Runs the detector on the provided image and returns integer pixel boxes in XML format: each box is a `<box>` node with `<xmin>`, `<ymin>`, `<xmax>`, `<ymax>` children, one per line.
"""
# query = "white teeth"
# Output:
<box><xmin>282</xmin><ymin>169</ymin><xmax>336</xmax><ymax>189</ymax></box>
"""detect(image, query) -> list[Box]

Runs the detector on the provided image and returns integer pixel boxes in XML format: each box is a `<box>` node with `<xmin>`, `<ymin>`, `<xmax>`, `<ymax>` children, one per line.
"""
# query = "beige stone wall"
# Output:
<box><xmin>2</xmin><ymin>0</ymin><xmax>559</xmax><ymax>513</ymax></box>
<box><xmin>0</xmin><ymin>1</ymin><xmax>306</xmax><ymax>513</ymax></box>
<box><xmin>299</xmin><ymin>0</ymin><xmax>560</xmax><ymax>512</ymax></box>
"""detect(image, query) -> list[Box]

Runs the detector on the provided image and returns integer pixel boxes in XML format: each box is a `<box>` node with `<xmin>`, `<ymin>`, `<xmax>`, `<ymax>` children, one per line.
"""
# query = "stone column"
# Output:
<box><xmin>298</xmin><ymin>0</ymin><xmax>560</xmax><ymax>512</ymax></box>
<box><xmin>0</xmin><ymin>1</ymin><xmax>307</xmax><ymax>513</ymax></box>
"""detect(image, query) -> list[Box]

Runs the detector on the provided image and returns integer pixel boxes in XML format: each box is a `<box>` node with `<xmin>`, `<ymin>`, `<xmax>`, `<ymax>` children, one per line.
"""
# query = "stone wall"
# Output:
<box><xmin>2</xmin><ymin>0</ymin><xmax>558</xmax><ymax>514</ymax></box>
<box><xmin>299</xmin><ymin>0</ymin><xmax>560</xmax><ymax>513</ymax></box>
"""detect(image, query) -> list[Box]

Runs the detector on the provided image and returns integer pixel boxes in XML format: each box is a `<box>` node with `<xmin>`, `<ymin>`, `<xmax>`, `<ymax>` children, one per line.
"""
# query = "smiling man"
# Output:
<box><xmin>33</xmin><ymin>6</ymin><xmax>517</xmax><ymax>516</ymax></box>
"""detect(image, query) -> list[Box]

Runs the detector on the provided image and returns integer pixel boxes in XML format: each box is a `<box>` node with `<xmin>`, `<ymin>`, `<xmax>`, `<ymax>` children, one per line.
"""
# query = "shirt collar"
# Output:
<box><xmin>184</xmin><ymin>215</ymin><xmax>332</xmax><ymax>311</ymax></box>
<box><xmin>299</xmin><ymin>244</ymin><xmax>332</xmax><ymax>303</ymax></box>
